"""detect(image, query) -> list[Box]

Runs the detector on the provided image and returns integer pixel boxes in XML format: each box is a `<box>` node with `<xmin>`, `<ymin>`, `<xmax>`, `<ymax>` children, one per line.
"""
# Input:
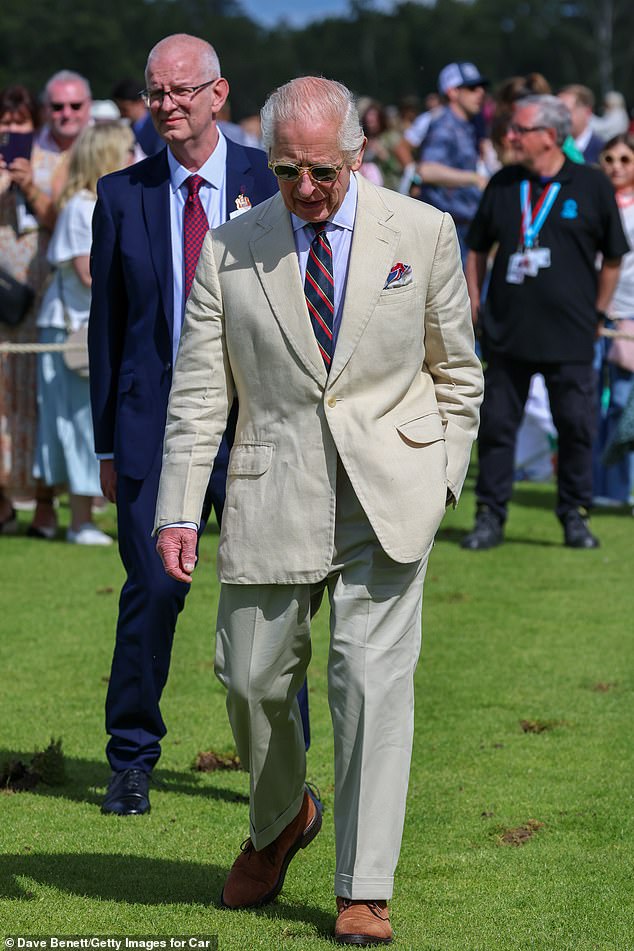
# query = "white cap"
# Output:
<box><xmin>438</xmin><ymin>62</ymin><xmax>488</xmax><ymax>95</ymax></box>
<box><xmin>91</xmin><ymin>100</ymin><xmax>121</xmax><ymax>122</ymax></box>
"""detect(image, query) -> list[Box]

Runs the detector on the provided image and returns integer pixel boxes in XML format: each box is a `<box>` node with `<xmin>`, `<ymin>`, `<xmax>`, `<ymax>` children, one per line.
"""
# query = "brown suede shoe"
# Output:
<box><xmin>221</xmin><ymin>785</ymin><xmax>322</xmax><ymax>909</ymax></box>
<box><xmin>335</xmin><ymin>898</ymin><xmax>393</xmax><ymax>945</ymax></box>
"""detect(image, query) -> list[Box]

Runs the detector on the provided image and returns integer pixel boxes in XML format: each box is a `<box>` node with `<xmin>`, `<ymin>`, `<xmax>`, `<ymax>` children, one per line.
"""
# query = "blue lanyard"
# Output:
<box><xmin>520</xmin><ymin>180</ymin><xmax>561</xmax><ymax>249</ymax></box>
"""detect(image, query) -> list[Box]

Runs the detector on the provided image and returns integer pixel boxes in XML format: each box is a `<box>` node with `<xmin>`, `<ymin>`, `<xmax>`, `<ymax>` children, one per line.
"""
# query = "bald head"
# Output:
<box><xmin>145</xmin><ymin>34</ymin><xmax>220</xmax><ymax>82</ymax></box>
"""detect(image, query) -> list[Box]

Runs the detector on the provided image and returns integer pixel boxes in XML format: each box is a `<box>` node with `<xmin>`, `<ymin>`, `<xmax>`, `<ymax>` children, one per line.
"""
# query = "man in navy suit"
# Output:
<box><xmin>89</xmin><ymin>33</ymin><xmax>308</xmax><ymax>815</ymax></box>
<box><xmin>558</xmin><ymin>85</ymin><xmax>605</xmax><ymax>165</ymax></box>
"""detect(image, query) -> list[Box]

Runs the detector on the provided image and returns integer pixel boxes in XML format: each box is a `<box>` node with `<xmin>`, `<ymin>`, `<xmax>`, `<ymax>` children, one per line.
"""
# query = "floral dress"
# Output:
<box><xmin>0</xmin><ymin>140</ymin><xmax>67</xmax><ymax>491</ymax></box>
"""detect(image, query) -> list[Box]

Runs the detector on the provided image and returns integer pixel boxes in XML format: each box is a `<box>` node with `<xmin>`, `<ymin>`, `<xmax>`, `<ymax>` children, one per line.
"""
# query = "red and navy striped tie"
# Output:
<box><xmin>304</xmin><ymin>223</ymin><xmax>334</xmax><ymax>369</ymax></box>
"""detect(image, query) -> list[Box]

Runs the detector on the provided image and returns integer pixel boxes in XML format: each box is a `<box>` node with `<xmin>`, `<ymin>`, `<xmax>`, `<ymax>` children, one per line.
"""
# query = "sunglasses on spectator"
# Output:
<box><xmin>50</xmin><ymin>101</ymin><xmax>85</xmax><ymax>112</ymax></box>
<box><xmin>268</xmin><ymin>161</ymin><xmax>344</xmax><ymax>183</ymax></box>
<box><xmin>602</xmin><ymin>154</ymin><xmax>633</xmax><ymax>165</ymax></box>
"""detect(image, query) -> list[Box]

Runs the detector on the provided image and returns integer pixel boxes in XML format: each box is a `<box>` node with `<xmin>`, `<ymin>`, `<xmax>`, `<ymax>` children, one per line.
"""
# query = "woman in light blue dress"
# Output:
<box><xmin>34</xmin><ymin>121</ymin><xmax>134</xmax><ymax>544</ymax></box>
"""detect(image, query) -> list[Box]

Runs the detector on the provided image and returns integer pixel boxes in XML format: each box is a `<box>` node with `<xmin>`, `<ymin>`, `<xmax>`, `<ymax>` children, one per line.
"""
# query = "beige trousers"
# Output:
<box><xmin>215</xmin><ymin>462</ymin><xmax>431</xmax><ymax>899</ymax></box>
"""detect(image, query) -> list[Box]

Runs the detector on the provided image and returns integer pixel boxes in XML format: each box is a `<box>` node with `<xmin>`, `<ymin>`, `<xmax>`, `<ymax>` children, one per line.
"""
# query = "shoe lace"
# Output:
<box><xmin>338</xmin><ymin>899</ymin><xmax>387</xmax><ymax>917</ymax></box>
<box><xmin>477</xmin><ymin>508</ymin><xmax>500</xmax><ymax>529</ymax></box>
<box><xmin>121</xmin><ymin>769</ymin><xmax>146</xmax><ymax>792</ymax></box>
<box><xmin>239</xmin><ymin>837</ymin><xmax>277</xmax><ymax>866</ymax></box>
<box><xmin>239</xmin><ymin>837</ymin><xmax>254</xmax><ymax>855</ymax></box>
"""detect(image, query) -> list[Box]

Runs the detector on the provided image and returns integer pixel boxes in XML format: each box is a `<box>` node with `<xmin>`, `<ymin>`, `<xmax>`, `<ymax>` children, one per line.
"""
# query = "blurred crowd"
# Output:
<box><xmin>1</xmin><ymin>62</ymin><xmax>633</xmax><ymax>544</ymax></box>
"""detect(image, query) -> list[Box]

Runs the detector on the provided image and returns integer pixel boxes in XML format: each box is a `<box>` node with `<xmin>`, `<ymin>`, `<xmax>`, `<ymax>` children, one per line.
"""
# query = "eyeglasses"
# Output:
<box><xmin>50</xmin><ymin>101</ymin><xmax>85</xmax><ymax>112</ymax></box>
<box><xmin>602</xmin><ymin>153</ymin><xmax>633</xmax><ymax>165</ymax></box>
<box><xmin>509</xmin><ymin>123</ymin><xmax>548</xmax><ymax>136</ymax></box>
<box><xmin>140</xmin><ymin>80</ymin><xmax>216</xmax><ymax>108</ymax></box>
<box><xmin>268</xmin><ymin>161</ymin><xmax>344</xmax><ymax>183</ymax></box>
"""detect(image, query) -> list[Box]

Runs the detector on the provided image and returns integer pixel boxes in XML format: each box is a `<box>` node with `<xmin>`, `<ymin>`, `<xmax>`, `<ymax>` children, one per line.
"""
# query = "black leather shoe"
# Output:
<box><xmin>460</xmin><ymin>506</ymin><xmax>504</xmax><ymax>550</ymax></box>
<box><xmin>102</xmin><ymin>768</ymin><xmax>151</xmax><ymax>815</ymax></box>
<box><xmin>561</xmin><ymin>509</ymin><xmax>599</xmax><ymax>549</ymax></box>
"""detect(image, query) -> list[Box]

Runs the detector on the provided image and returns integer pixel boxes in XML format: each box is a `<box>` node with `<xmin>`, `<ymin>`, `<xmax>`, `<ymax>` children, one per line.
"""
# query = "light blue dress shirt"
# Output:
<box><xmin>168</xmin><ymin>130</ymin><xmax>228</xmax><ymax>363</ymax></box>
<box><xmin>290</xmin><ymin>172</ymin><xmax>358</xmax><ymax>352</ymax></box>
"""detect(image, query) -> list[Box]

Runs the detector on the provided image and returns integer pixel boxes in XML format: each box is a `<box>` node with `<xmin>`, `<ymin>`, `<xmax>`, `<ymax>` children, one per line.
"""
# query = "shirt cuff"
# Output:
<box><xmin>158</xmin><ymin>522</ymin><xmax>199</xmax><ymax>532</ymax></box>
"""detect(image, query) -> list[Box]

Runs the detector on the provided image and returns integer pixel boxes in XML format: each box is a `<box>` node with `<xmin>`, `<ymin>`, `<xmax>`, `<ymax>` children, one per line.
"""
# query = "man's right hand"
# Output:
<box><xmin>156</xmin><ymin>527</ymin><xmax>198</xmax><ymax>583</ymax></box>
<box><xmin>100</xmin><ymin>459</ymin><xmax>117</xmax><ymax>502</ymax></box>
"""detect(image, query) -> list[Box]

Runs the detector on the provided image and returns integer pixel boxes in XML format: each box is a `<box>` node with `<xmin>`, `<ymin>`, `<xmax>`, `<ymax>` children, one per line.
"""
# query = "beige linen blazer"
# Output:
<box><xmin>154</xmin><ymin>173</ymin><xmax>484</xmax><ymax>583</ymax></box>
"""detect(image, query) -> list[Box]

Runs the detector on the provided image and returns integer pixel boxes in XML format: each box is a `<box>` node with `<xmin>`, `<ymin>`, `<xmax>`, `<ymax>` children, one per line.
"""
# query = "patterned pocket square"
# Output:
<box><xmin>384</xmin><ymin>262</ymin><xmax>413</xmax><ymax>289</ymax></box>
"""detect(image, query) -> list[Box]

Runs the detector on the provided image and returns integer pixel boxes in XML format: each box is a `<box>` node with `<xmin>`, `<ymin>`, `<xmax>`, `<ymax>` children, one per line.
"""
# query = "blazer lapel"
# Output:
<box><xmin>250</xmin><ymin>195</ymin><xmax>327</xmax><ymax>387</ymax></box>
<box><xmin>224</xmin><ymin>138</ymin><xmax>256</xmax><ymax>220</ymax></box>
<box><xmin>140</xmin><ymin>150</ymin><xmax>174</xmax><ymax>337</ymax></box>
<box><xmin>329</xmin><ymin>174</ymin><xmax>400</xmax><ymax>385</ymax></box>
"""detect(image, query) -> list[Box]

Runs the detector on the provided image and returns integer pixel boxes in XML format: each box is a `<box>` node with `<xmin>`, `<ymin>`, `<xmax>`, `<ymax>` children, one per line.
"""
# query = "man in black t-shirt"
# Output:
<box><xmin>463</xmin><ymin>94</ymin><xmax>629</xmax><ymax>550</ymax></box>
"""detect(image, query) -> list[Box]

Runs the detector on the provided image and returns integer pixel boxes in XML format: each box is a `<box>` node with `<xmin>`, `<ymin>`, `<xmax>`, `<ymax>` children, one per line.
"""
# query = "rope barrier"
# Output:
<box><xmin>599</xmin><ymin>326</ymin><xmax>634</xmax><ymax>341</ymax></box>
<box><xmin>1</xmin><ymin>326</ymin><xmax>633</xmax><ymax>354</ymax></box>
<box><xmin>0</xmin><ymin>341</ymin><xmax>86</xmax><ymax>353</ymax></box>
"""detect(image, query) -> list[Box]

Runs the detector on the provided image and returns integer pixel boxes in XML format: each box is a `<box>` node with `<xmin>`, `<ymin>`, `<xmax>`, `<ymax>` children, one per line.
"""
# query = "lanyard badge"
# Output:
<box><xmin>520</xmin><ymin>179</ymin><xmax>560</xmax><ymax>249</ymax></box>
<box><xmin>507</xmin><ymin>180</ymin><xmax>560</xmax><ymax>284</ymax></box>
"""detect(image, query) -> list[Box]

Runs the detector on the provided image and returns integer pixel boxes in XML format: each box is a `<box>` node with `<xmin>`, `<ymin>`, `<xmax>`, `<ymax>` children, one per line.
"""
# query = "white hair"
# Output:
<box><xmin>516</xmin><ymin>94</ymin><xmax>571</xmax><ymax>146</ymax></box>
<box><xmin>45</xmin><ymin>70</ymin><xmax>92</xmax><ymax>102</ymax></box>
<box><xmin>261</xmin><ymin>76</ymin><xmax>364</xmax><ymax>164</ymax></box>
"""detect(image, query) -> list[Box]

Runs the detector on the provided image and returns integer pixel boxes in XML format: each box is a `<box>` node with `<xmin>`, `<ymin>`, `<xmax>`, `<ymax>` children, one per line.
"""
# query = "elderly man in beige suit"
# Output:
<box><xmin>155</xmin><ymin>76</ymin><xmax>483</xmax><ymax>945</ymax></box>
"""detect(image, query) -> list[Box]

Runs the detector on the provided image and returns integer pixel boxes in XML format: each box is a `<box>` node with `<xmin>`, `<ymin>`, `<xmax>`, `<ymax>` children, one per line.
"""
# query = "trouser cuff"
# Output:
<box><xmin>335</xmin><ymin>872</ymin><xmax>394</xmax><ymax>900</ymax></box>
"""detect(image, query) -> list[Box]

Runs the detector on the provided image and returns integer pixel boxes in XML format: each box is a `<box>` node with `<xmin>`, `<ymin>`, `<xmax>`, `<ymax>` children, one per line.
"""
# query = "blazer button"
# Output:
<box><xmin>165</xmin><ymin>361</ymin><xmax>172</xmax><ymax>372</ymax></box>
<box><xmin>327</xmin><ymin>396</ymin><xmax>337</xmax><ymax>408</ymax></box>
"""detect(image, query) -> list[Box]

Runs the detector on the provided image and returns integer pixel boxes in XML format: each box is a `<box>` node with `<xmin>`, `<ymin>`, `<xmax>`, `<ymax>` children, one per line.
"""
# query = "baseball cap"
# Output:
<box><xmin>438</xmin><ymin>62</ymin><xmax>489</xmax><ymax>94</ymax></box>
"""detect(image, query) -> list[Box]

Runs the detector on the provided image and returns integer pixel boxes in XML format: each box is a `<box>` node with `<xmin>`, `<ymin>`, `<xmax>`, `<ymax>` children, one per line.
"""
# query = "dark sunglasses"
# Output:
<box><xmin>50</xmin><ymin>101</ymin><xmax>85</xmax><ymax>112</ymax></box>
<box><xmin>602</xmin><ymin>153</ymin><xmax>632</xmax><ymax>165</ymax></box>
<box><xmin>268</xmin><ymin>161</ymin><xmax>344</xmax><ymax>183</ymax></box>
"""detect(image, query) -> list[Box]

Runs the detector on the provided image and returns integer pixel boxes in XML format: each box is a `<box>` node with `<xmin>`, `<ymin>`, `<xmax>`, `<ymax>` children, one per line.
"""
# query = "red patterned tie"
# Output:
<box><xmin>304</xmin><ymin>223</ymin><xmax>334</xmax><ymax>369</ymax></box>
<box><xmin>183</xmin><ymin>174</ymin><xmax>209</xmax><ymax>300</ymax></box>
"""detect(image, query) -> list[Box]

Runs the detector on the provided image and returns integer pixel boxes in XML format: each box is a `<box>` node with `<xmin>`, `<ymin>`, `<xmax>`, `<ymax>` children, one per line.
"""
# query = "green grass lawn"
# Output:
<box><xmin>1</xmin><ymin>475</ymin><xmax>632</xmax><ymax>950</ymax></box>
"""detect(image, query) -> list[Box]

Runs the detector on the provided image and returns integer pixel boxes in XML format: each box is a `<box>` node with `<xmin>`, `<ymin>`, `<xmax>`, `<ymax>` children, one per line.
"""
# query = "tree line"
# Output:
<box><xmin>1</xmin><ymin>0</ymin><xmax>632</xmax><ymax>119</ymax></box>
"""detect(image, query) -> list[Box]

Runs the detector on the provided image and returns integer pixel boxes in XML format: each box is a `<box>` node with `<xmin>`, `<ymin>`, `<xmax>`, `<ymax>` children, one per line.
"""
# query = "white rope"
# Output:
<box><xmin>0</xmin><ymin>341</ymin><xmax>86</xmax><ymax>354</ymax></box>
<box><xmin>2</xmin><ymin>326</ymin><xmax>633</xmax><ymax>353</ymax></box>
<box><xmin>599</xmin><ymin>326</ymin><xmax>634</xmax><ymax>341</ymax></box>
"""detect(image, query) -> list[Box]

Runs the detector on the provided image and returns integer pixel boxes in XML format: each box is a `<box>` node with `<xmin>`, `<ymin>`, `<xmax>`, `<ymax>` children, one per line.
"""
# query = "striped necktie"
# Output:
<box><xmin>304</xmin><ymin>223</ymin><xmax>334</xmax><ymax>369</ymax></box>
<box><xmin>183</xmin><ymin>174</ymin><xmax>209</xmax><ymax>300</ymax></box>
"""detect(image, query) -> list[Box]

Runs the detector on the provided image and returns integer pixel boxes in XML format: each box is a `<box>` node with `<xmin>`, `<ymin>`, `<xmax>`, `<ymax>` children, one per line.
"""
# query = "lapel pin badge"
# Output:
<box><xmin>230</xmin><ymin>188</ymin><xmax>252</xmax><ymax>220</ymax></box>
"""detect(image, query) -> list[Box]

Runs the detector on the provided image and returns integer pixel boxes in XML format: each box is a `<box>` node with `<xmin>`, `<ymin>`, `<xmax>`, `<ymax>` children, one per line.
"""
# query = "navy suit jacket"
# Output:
<box><xmin>89</xmin><ymin>138</ymin><xmax>277</xmax><ymax>481</ymax></box>
<box><xmin>583</xmin><ymin>132</ymin><xmax>605</xmax><ymax>166</ymax></box>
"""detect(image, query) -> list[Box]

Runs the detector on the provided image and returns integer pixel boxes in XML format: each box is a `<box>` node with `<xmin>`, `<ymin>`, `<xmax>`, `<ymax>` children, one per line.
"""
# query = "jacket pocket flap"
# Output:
<box><xmin>229</xmin><ymin>443</ymin><xmax>274</xmax><ymax>476</ymax></box>
<box><xmin>396</xmin><ymin>413</ymin><xmax>445</xmax><ymax>445</ymax></box>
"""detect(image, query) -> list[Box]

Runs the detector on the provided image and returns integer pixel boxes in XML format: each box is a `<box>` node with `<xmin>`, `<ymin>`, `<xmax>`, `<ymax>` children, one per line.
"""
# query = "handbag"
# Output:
<box><xmin>56</xmin><ymin>270</ymin><xmax>90</xmax><ymax>378</ymax></box>
<box><xmin>0</xmin><ymin>265</ymin><xmax>35</xmax><ymax>326</ymax></box>
<box><xmin>606</xmin><ymin>318</ymin><xmax>634</xmax><ymax>374</ymax></box>
<box><xmin>63</xmin><ymin>324</ymin><xmax>89</xmax><ymax>378</ymax></box>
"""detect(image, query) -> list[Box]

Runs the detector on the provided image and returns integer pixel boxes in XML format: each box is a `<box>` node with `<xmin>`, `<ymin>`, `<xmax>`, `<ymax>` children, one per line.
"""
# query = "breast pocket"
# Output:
<box><xmin>376</xmin><ymin>283</ymin><xmax>418</xmax><ymax>305</ymax></box>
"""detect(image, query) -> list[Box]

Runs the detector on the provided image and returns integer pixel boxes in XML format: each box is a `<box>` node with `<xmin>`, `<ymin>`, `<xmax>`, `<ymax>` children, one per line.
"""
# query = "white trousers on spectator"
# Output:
<box><xmin>215</xmin><ymin>462</ymin><xmax>431</xmax><ymax>899</ymax></box>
